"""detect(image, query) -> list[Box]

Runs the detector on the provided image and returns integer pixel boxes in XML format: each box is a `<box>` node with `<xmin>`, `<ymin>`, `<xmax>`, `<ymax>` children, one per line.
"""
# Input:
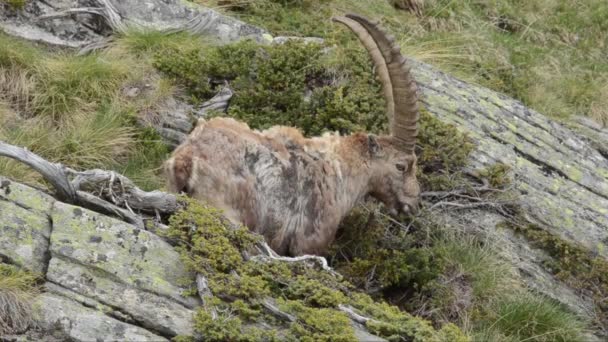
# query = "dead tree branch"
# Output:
<box><xmin>338</xmin><ymin>304</ymin><xmax>377</xmax><ymax>325</ymax></box>
<box><xmin>0</xmin><ymin>141</ymin><xmax>76</xmax><ymax>203</ymax></box>
<box><xmin>68</xmin><ymin>169</ymin><xmax>179</xmax><ymax>215</ymax></box>
<box><xmin>262</xmin><ymin>299</ymin><xmax>296</xmax><ymax>323</ymax></box>
<box><xmin>0</xmin><ymin>140</ymin><xmax>181</xmax><ymax>228</ymax></box>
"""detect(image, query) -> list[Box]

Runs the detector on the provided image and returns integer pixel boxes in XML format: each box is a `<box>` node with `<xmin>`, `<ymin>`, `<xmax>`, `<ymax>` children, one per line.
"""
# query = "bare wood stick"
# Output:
<box><xmin>196</xmin><ymin>274</ymin><xmax>217</xmax><ymax>319</ymax></box>
<box><xmin>338</xmin><ymin>304</ymin><xmax>377</xmax><ymax>325</ymax></box>
<box><xmin>76</xmin><ymin>191</ymin><xmax>144</xmax><ymax>229</ymax></box>
<box><xmin>252</xmin><ymin>241</ymin><xmax>339</xmax><ymax>277</ymax></box>
<box><xmin>262</xmin><ymin>299</ymin><xmax>296</xmax><ymax>322</ymax></box>
<box><xmin>0</xmin><ymin>141</ymin><xmax>145</xmax><ymax>228</ymax></box>
<box><xmin>430</xmin><ymin>200</ymin><xmax>513</xmax><ymax>211</ymax></box>
<box><xmin>36</xmin><ymin>0</ymin><xmax>127</xmax><ymax>33</ymax></box>
<box><xmin>36</xmin><ymin>8</ymin><xmax>108</xmax><ymax>21</ymax></box>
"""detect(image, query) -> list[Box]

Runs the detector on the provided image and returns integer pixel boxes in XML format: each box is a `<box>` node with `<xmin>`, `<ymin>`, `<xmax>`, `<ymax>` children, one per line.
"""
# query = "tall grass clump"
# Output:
<box><xmin>197</xmin><ymin>0</ymin><xmax>334</xmax><ymax>37</ymax></box>
<box><xmin>0</xmin><ymin>102</ymin><xmax>136</xmax><ymax>183</ymax></box>
<box><xmin>116</xmin><ymin>29</ymin><xmax>207</xmax><ymax>57</ymax></box>
<box><xmin>0</xmin><ymin>33</ymin><xmax>40</xmax><ymax>69</ymax></box>
<box><xmin>32</xmin><ymin>53</ymin><xmax>132</xmax><ymax>120</ymax></box>
<box><xmin>0</xmin><ymin>32</ymin><xmax>174</xmax><ymax>190</ymax></box>
<box><xmin>474</xmin><ymin>294</ymin><xmax>587</xmax><ymax>342</ymax></box>
<box><xmin>0</xmin><ymin>264</ymin><xmax>40</xmax><ymax>335</ymax></box>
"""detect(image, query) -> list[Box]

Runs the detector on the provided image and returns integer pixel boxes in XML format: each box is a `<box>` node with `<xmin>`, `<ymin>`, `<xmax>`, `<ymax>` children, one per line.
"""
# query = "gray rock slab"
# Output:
<box><xmin>411</xmin><ymin>58</ymin><xmax>608</xmax><ymax>257</ymax></box>
<box><xmin>50</xmin><ymin>201</ymin><xmax>197</xmax><ymax>308</ymax></box>
<box><xmin>0</xmin><ymin>0</ymin><xmax>269</xmax><ymax>49</ymax></box>
<box><xmin>33</xmin><ymin>293</ymin><xmax>168</xmax><ymax>342</ymax></box>
<box><xmin>47</xmin><ymin>257</ymin><xmax>195</xmax><ymax>336</ymax></box>
<box><xmin>0</xmin><ymin>199</ymin><xmax>50</xmax><ymax>273</ymax></box>
<box><xmin>0</xmin><ymin>175</ymin><xmax>55</xmax><ymax>214</ymax></box>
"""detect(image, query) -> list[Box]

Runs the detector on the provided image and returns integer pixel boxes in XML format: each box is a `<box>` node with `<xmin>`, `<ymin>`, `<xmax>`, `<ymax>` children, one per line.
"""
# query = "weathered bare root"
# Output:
<box><xmin>338</xmin><ymin>304</ymin><xmax>376</xmax><ymax>325</ymax></box>
<box><xmin>0</xmin><ymin>141</ymin><xmax>179</xmax><ymax>229</ymax></box>
<box><xmin>252</xmin><ymin>241</ymin><xmax>340</xmax><ymax>277</ymax></box>
<box><xmin>0</xmin><ymin>141</ymin><xmax>77</xmax><ymax>202</ymax></box>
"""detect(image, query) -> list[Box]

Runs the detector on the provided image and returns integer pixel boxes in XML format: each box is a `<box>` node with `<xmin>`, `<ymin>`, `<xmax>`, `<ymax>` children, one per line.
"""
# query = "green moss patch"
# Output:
<box><xmin>472</xmin><ymin>162</ymin><xmax>512</xmax><ymax>188</ymax></box>
<box><xmin>165</xmin><ymin>198</ymin><xmax>466</xmax><ymax>341</ymax></box>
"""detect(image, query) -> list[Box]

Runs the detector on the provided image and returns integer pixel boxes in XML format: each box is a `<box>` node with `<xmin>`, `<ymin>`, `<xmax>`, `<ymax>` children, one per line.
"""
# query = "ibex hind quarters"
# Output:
<box><xmin>164</xmin><ymin>14</ymin><xmax>421</xmax><ymax>256</ymax></box>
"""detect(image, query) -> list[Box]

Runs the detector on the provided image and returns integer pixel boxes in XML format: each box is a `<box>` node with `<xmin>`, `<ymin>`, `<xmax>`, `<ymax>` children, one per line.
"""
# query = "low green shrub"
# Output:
<box><xmin>0</xmin><ymin>33</ymin><xmax>40</xmax><ymax>69</ymax></box>
<box><xmin>1</xmin><ymin>0</ymin><xmax>26</xmax><ymax>10</ymax></box>
<box><xmin>165</xmin><ymin>198</ymin><xmax>467</xmax><ymax>341</ymax></box>
<box><xmin>155</xmin><ymin>39</ymin><xmax>386</xmax><ymax>136</ymax></box>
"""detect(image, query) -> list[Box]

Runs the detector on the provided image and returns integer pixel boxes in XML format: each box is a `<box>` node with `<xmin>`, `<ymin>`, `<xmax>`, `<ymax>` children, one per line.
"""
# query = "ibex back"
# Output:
<box><xmin>165</xmin><ymin>14</ymin><xmax>421</xmax><ymax>256</ymax></box>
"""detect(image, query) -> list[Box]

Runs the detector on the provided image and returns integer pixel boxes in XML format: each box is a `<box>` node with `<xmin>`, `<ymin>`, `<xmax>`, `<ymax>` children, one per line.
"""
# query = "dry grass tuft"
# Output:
<box><xmin>0</xmin><ymin>67</ymin><xmax>35</xmax><ymax>114</ymax></box>
<box><xmin>589</xmin><ymin>85</ymin><xmax>608</xmax><ymax>128</ymax></box>
<box><xmin>0</xmin><ymin>264</ymin><xmax>41</xmax><ymax>335</ymax></box>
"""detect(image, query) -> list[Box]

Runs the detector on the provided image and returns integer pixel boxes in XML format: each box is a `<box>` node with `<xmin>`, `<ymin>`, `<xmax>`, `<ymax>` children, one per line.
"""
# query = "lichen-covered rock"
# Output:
<box><xmin>0</xmin><ymin>178</ymin><xmax>51</xmax><ymax>274</ymax></box>
<box><xmin>50</xmin><ymin>201</ymin><xmax>198</xmax><ymax>308</ymax></box>
<box><xmin>33</xmin><ymin>293</ymin><xmax>168</xmax><ymax>342</ymax></box>
<box><xmin>47</xmin><ymin>258</ymin><xmax>195</xmax><ymax>336</ymax></box>
<box><xmin>0</xmin><ymin>176</ymin><xmax>55</xmax><ymax>214</ymax></box>
<box><xmin>409</xmin><ymin>58</ymin><xmax>608</xmax><ymax>319</ymax></box>
<box><xmin>410</xmin><ymin>58</ymin><xmax>608</xmax><ymax>253</ymax></box>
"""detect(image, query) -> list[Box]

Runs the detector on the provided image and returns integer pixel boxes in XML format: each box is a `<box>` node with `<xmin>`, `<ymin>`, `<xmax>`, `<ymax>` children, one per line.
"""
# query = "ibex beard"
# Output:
<box><xmin>164</xmin><ymin>14</ymin><xmax>421</xmax><ymax>257</ymax></box>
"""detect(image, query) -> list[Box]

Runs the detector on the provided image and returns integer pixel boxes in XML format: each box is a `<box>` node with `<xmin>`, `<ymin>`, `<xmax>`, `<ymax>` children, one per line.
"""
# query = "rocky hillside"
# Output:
<box><xmin>1</xmin><ymin>0</ymin><xmax>607</xmax><ymax>341</ymax></box>
<box><xmin>0</xmin><ymin>175</ymin><xmax>197</xmax><ymax>340</ymax></box>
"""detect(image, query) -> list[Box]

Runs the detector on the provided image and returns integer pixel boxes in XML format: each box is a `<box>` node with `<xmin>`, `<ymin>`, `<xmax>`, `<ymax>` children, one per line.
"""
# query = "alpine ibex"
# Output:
<box><xmin>164</xmin><ymin>14</ymin><xmax>420</xmax><ymax>256</ymax></box>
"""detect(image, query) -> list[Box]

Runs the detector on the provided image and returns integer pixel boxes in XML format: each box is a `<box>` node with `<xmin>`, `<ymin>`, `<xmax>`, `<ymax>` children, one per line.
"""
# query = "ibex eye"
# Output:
<box><xmin>396</xmin><ymin>163</ymin><xmax>406</xmax><ymax>172</ymax></box>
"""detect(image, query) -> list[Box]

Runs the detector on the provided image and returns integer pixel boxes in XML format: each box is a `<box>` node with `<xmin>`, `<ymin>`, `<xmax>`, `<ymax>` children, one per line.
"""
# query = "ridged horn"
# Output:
<box><xmin>333</xmin><ymin>14</ymin><xmax>419</xmax><ymax>154</ymax></box>
<box><xmin>331</xmin><ymin>16</ymin><xmax>395</xmax><ymax>132</ymax></box>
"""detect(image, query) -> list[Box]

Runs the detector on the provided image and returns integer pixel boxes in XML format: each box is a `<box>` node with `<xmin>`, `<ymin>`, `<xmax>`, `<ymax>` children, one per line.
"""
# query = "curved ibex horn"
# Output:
<box><xmin>331</xmin><ymin>16</ymin><xmax>395</xmax><ymax>132</ymax></box>
<box><xmin>332</xmin><ymin>14</ymin><xmax>419</xmax><ymax>155</ymax></box>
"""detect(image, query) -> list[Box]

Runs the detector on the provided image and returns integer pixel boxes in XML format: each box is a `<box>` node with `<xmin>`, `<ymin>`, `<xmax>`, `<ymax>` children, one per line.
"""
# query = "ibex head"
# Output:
<box><xmin>334</xmin><ymin>14</ymin><xmax>421</xmax><ymax>215</ymax></box>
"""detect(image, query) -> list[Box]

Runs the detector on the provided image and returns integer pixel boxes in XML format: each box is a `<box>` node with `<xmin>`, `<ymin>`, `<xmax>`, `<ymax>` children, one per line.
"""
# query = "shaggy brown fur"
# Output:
<box><xmin>165</xmin><ymin>117</ymin><xmax>419</xmax><ymax>255</ymax></box>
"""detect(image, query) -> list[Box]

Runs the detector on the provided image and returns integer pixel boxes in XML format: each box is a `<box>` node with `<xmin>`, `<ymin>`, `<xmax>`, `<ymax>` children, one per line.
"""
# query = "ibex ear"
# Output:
<box><xmin>368</xmin><ymin>135</ymin><xmax>383</xmax><ymax>157</ymax></box>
